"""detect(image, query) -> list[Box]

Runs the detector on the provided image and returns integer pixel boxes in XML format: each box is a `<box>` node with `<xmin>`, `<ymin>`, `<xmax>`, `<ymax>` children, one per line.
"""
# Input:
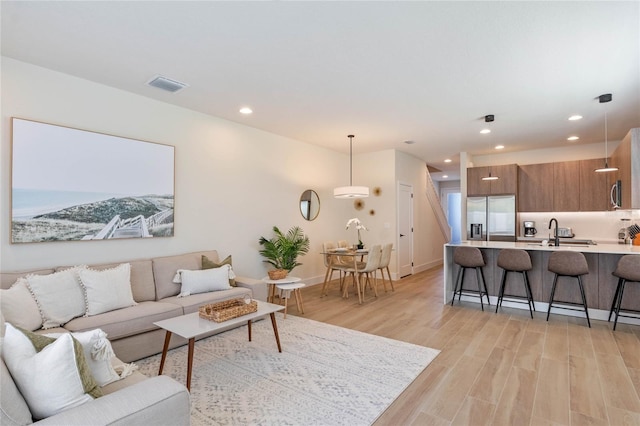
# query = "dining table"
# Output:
<box><xmin>320</xmin><ymin>248</ymin><xmax>368</xmax><ymax>304</ymax></box>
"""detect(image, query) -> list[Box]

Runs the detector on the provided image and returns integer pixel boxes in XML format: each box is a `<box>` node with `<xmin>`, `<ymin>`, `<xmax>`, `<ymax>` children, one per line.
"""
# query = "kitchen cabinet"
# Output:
<box><xmin>553</xmin><ymin>161</ymin><xmax>580</xmax><ymax>212</ymax></box>
<box><xmin>580</xmin><ymin>158</ymin><xmax>610</xmax><ymax>211</ymax></box>
<box><xmin>518</xmin><ymin>163</ymin><xmax>554</xmax><ymax>212</ymax></box>
<box><xmin>467</xmin><ymin>164</ymin><xmax>517</xmax><ymax>196</ymax></box>
<box><xmin>610</xmin><ymin>128</ymin><xmax>640</xmax><ymax>209</ymax></box>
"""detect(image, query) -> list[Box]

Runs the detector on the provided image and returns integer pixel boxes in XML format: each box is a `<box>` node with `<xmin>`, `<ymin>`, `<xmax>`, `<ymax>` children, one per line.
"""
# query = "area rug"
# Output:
<box><xmin>136</xmin><ymin>314</ymin><xmax>439</xmax><ymax>425</ymax></box>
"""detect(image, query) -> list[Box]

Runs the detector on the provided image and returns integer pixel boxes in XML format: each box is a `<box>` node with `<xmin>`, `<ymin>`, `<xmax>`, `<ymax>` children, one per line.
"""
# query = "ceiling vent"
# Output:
<box><xmin>146</xmin><ymin>75</ymin><xmax>188</xmax><ymax>93</ymax></box>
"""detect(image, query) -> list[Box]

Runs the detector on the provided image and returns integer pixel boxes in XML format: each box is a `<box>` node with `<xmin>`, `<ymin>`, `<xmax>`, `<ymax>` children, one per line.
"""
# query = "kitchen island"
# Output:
<box><xmin>443</xmin><ymin>241</ymin><xmax>640</xmax><ymax>324</ymax></box>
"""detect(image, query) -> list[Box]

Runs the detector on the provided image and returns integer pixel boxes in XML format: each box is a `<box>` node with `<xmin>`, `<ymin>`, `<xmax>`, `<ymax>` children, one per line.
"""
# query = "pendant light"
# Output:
<box><xmin>595</xmin><ymin>93</ymin><xmax>618</xmax><ymax>173</ymax></box>
<box><xmin>480</xmin><ymin>114</ymin><xmax>499</xmax><ymax>181</ymax></box>
<box><xmin>334</xmin><ymin>135</ymin><xmax>369</xmax><ymax>198</ymax></box>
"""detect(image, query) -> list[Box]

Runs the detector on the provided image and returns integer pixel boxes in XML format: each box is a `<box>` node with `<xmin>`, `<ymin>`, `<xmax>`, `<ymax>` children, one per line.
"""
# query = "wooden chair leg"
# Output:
<box><xmin>386</xmin><ymin>267</ymin><xmax>395</xmax><ymax>291</ymax></box>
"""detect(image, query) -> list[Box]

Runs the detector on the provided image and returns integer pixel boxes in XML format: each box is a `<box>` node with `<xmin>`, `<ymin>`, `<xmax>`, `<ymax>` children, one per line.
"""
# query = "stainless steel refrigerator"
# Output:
<box><xmin>467</xmin><ymin>195</ymin><xmax>516</xmax><ymax>242</ymax></box>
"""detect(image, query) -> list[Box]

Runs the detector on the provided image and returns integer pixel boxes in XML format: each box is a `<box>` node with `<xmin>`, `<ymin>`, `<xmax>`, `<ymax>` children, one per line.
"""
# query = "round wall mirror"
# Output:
<box><xmin>300</xmin><ymin>189</ymin><xmax>320</xmax><ymax>221</ymax></box>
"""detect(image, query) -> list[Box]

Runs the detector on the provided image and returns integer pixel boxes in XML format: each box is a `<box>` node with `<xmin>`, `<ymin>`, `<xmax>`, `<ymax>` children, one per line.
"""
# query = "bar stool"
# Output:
<box><xmin>495</xmin><ymin>249</ymin><xmax>536</xmax><ymax>318</ymax></box>
<box><xmin>608</xmin><ymin>255</ymin><xmax>640</xmax><ymax>330</ymax></box>
<box><xmin>451</xmin><ymin>246</ymin><xmax>490</xmax><ymax>310</ymax></box>
<box><xmin>546</xmin><ymin>251</ymin><xmax>591</xmax><ymax>327</ymax></box>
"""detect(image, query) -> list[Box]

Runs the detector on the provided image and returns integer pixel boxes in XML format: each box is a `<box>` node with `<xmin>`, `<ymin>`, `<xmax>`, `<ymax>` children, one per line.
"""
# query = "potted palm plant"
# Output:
<box><xmin>258</xmin><ymin>226</ymin><xmax>310</xmax><ymax>279</ymax></box>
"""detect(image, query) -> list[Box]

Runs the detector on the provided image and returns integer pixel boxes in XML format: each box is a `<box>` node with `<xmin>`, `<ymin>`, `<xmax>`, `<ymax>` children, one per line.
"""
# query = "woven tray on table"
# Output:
<box><xmin>199</xmin><ymin>298</ymin><xmax>258</xmax><ymax>323</ymax></box>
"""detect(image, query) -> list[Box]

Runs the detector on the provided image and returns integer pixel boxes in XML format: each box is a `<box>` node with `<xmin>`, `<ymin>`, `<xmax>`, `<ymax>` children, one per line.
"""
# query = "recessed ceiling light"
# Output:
<box><xmin>567</xmin><ymin>136</ymin><xmax>579</xmax><ymax>141</ymax></box>
<box><xmin>239</xmin><ymin>107</ymin><xmax>253</xmax><ymax>114</ymax></box>
<box><xmin>404</xmin><ymin>140</ymin><xmax>415</xmax><ymax>145</ymax></box>
<box><xmin>444</xmin><ymin>159</ymin><xmax>452</xmax><ymax>163</ymax></box>
<box><xmin>442</xmin><ymin>175</ymin><xmax>448</xmax><ymax>179</ymax></box>
<box><xmin>480</xmin><ymin>129</ymin><xmax>491</xmax><ymax>134</ymax></box>
<box><xmin>568</xmin><ymin>115</ymin><xmax>583</xmax><ymax>121</ymax></box>
<box><xmin>495</xmin><ymin>145</ymin><xmax>505</xmax><ymax>150</ymax></box>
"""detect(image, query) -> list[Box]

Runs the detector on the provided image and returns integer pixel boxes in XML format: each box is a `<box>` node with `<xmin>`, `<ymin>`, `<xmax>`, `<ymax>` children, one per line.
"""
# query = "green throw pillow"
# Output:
<box><xmin>202</xmin><ymin>255</ymin><xmax>236</xmax><ymax>286</ymax></box>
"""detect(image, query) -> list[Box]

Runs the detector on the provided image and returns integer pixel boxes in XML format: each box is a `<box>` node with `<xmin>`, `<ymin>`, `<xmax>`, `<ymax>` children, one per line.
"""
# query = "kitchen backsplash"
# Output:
<box><xmin>518</xmin><ymin>210</ymin><xmax>640</xmax><ymax>243</ymax></box>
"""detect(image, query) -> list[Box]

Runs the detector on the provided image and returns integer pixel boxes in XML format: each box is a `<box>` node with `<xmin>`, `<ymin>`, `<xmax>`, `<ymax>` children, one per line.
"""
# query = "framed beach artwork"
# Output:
<box><xmin>11</xmin><ymin>118</ymin><xmax>175</xmax><ymax>243</ymax></box>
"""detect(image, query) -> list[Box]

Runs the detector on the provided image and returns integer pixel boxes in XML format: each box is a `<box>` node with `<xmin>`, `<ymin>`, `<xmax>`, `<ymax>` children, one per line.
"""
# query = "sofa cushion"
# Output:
<box><xmin>1</xmin><ymin>278</ymin><xmax>42</xmax><ymax>331</ymax></box>
<box><xmin>2</xmin><ymin>323</ymin><xmax>102</xmax><ymax>420</ymax></box>
<box><xmin>74</xmin><ymin>260</ymin><xmax>156</xmax><ymax>303</ymax></box>
<box><xmin>78</xmin><ymin>264</ymin><xmax>137</xmax><ymax>316</ymax></box>
<box><xmin>161</xmin><ymin>286</ymin><xmax>251</xmax><ymax>315</ymax></box>
<box><xmin>25</xmin><ymin>266</ymin><xmax>87</xmax><ymax>329</ymax></box>
<box><xmin>202</xmin><ymin>254</ymin><xmax>236</xmax><ymax>286</ymax></box>
<box><xmin>1</xmin><ymin>269</ymin><xmax>54</xmax><ymax>290</ymax></box>
<box><xmin>0</xmin><ymin>357</ymin><xmax>33</xmax><ymax>426</ymax></box>
<box><xmin>153</xmin><ymin>250</ymin><xmax>220</xmax><ymax>300</ymax></box>
<box><xmin>63</xmin><ymin>301</ymin><xmax>182</xmax><ymax>341</ymax></box>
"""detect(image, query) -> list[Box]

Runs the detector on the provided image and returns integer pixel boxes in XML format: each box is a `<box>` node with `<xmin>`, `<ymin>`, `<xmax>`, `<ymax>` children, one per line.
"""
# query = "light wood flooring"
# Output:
<box><xmin>288</xmin><ymin>266</ymin><xmax>640</xmax><ymax>426</ymax></box>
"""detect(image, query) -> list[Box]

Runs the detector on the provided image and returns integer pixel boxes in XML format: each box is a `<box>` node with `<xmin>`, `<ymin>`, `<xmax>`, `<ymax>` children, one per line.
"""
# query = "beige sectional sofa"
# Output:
<box><xmin>0</xmin><ymin>249</ymin><xmax>266</xmax><ymax>425</ymax></box>
<box><xmin>0</xmin><ymin>250</ymin><xmax>266</xmax><ymax>362</ymax></box>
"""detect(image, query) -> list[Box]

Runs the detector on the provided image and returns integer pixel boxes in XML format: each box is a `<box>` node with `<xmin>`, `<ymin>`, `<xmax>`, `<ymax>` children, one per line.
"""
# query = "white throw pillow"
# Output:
<box><xmin>46</xmin><ymin>329</ymin><xmax>120</xmax><ymax>387</ymax></box>
<box><xmin>174</xmin><ymin>265</ymin><xmax>233</xmax><ymax>297</ymax></box>
<box><xmin>78</xmin><ymin>263</ymin><xmax>137</xmax><ymax>316</ymax></box>
<box><xmin>2</xmin><ymin>323</ymin><xmax>101</xmax><ymax>420</ymax></box>
<box><xmin>26</xmin><ymin>266</ymin><xmax>87</xmax><ymax>329</ymax></box>
<box><xmin>0</xmin><ymin>278</ymin><xmax>43</xmax><ymax>331</ymax></box>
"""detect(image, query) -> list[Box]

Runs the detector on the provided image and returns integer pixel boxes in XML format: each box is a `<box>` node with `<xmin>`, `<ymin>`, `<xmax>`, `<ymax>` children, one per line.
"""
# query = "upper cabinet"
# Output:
<box><xmin>580</xmin><ymin>158</ymin><xmax>610</xmax><ymax>211</ymax></box>
<box><xmin>610</xmin><ymin>128</ymin><xmax>640</xmax><ymax>209</ymax></box>
<box><xmin>467</xmin><ymin>164</ymin><xmax>517</xmax><ymax>196</ymax></box>
<box><xmin>553</xmin><ymin>161</ymin><xmax>580</xmax><ymax>212</ymax></box>
<box><xmin>518</xmin><ymin>163</ymin><xmax>554</xmax><ymax>212</ymax></box>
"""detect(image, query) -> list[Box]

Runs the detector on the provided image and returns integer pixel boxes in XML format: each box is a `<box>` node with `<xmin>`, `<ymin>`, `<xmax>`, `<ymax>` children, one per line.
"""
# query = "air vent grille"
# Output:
<box><xmin>146</xmin><ymin>75</ymin><xmax>188</xmax><ymax>93</ymax></box>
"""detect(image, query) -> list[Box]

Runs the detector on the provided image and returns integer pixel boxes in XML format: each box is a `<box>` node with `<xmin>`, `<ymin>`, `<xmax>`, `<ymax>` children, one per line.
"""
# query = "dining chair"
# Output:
<box><xmin>377</xmin><ymin>243</ymin><xmax>394</xmax><ymax>292</ymax></box>
<box><xmin>343</xmin><ymin>244</ymin><xmax>382</xmax><ymax>303</ymax></box>
<box><xmin>321</xmin><ymin>242</ymin><xmax>348</xmax><ymax>296</ymax></box>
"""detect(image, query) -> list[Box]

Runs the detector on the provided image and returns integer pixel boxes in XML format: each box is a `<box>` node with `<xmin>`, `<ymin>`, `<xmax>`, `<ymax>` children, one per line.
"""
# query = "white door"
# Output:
<box><xmin>398</xmin><ymin>183</ymin><xmax>413</xmax><ymax>278</ymax></box>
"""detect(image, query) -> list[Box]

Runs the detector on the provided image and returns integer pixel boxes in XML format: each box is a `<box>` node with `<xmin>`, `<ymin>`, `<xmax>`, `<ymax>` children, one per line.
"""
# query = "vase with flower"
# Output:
<box><xmin>346</xmin><ymin>218</ymin><xmax>367</xmax><ymax>249</ymax></box>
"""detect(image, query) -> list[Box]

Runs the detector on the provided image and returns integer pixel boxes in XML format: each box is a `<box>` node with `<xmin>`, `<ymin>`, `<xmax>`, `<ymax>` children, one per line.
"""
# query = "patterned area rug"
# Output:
<box><xmin>136</xmin><ymin>314</ymin><xmax>439</xmax><ymax>425</ymax></box>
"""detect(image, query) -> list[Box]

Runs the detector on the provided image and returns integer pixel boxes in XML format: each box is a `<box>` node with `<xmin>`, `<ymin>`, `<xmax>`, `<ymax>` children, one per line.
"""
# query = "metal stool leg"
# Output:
<box><xmin>475</xmin><ymin>267</ymin><xmax>485</xmax><ymax>311</ymax></box>
<box><xmin>547</xmin><ymin>274</ymin><xmax>559</xmax><ymax>321</ymax></box>
<box><xmin>577</xmin><ymin>276</ymin><xmax>591</xmax><ymax>328</ymax></box>
<box><xmin>523</xmin><ymin>271</ymin><xmax>535</xmax><ymax>318</ymax></box>
<box><xmin>451</xmin><ymin>266</ymin><xmax>463</xmax><ymax>305</ymax></box>
<box><xmin>608</xmin><ymin>278</ymin><xmax>623</xmax><ymax>322</ymax></box>
<box><xmin>613</xmin><ymin>279</ymin><xmax>627</xmax><ymax>331</ymax></box>
<box><xmin>495</xmin><ymin>269</ymin><xmax>507</xmax><ymax>313</ymax></box>
<box><xmin>479</xmin><ymin>267</ymin><xmax>490</xmax><ymax>306</ymax></box>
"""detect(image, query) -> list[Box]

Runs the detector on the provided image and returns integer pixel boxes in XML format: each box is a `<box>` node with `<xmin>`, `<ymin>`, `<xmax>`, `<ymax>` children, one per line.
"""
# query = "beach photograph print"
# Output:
<box><xmin>11</xmin><ymin>118</ymin><xmax>175</xmax><ymax>243</ymax></box>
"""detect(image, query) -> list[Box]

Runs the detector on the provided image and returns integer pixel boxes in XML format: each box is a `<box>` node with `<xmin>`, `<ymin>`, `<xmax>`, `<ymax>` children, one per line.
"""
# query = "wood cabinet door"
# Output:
<box><xmin>518</xmin><ymin>163</ymin><xmax>553</xmax><ymax>212</ymax></box>
<box><xmin>553</xmin><ymin>161</ymin><xmax>580</xmax><ymax>212</ymax></box>
<box><xmin>580</xmin><ymin>158</ymin><xmax>610</xmax><ymax>211</ymax></box>
<box><xmin>467</xmin><ymin>166</ymin><xmax>491</xmax><ymax>196</ymax></box>
<box><xmin>490</xmin><ymin>164</ymin><xmax>518</xmax><ymax>194</ymax></box>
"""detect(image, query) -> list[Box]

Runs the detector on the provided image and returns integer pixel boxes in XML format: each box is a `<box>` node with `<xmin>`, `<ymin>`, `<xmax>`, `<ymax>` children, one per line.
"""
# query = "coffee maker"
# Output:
<box><xmin>523</xmin><ymin>221</ymin><xmax>537</xmax><ymax>237</ymax></box>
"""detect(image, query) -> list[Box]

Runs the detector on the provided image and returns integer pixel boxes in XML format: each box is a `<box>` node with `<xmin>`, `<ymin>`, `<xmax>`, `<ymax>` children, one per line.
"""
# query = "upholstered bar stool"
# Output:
<box><xmin>608</xmin><ymin>255</ymin><xmax>640</xmax><ymax>330</ymax></box>
<box><xmin>495</xmin><ymin>249</ymin><xmax>536</xmax><ymax>318</ymax></box>
<box><xmin>546</xmin><ymin>251</ymin><xmax>591</xmax><ymax>327</ymax></box>
<box><xmin>451</xmin><ymin>246</ymin><xmax>490</xmax><ymax>311</ymax></box>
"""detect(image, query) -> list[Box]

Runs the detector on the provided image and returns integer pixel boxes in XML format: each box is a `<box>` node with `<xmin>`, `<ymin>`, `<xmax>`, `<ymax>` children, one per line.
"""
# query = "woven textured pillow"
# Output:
<box><xmin>26</xmin><ymin>266</ymin><xmax>87</xmax><ymax>329</ymax></box>
<box><xmin>173</xmin><ymin>266</ymin><xmax>233</xmax><ymax>297</ymax></box>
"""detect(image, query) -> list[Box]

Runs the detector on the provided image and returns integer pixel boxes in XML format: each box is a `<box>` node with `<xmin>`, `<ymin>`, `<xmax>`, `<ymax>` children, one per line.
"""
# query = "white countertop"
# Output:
<box><xmin>446</xmin><ymin>240</ymin><xmax>640</xmax><ymax>255</ymax></box>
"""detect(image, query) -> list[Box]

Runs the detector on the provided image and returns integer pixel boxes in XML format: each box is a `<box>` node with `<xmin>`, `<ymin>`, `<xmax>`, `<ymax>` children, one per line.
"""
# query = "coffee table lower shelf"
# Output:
<box><xmin>153</xmin><ymin>301</ymin><xmax>285</xmax><ymax>391</ymax></box>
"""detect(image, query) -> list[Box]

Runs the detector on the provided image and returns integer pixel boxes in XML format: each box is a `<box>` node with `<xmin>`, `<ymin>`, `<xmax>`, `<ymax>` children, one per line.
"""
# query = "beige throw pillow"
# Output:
<box><xmin>0</xmin><ymin>278</ymin><xmax>43</xmax><ymax>331</ymax></box>
<box><xmin>78</xmin><ymin>263</ymin><xmax>137</xmax><ymax>316</ymax></box>
<box><xmin>26</xmin><ymin>266</ymin><xmax>87</xmax><ymax>329</ymax></box>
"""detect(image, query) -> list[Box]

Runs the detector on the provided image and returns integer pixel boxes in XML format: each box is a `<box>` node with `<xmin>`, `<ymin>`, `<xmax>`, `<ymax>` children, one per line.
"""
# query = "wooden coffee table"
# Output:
<box><xmin>154</xmin><ymin>301</ymin><xmax>285</xmax><ymax>391</ymax></box>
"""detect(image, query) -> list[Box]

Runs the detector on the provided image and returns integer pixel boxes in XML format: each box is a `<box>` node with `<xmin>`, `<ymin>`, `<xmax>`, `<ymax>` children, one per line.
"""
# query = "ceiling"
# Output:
<box><xmin>2</xmin><ymin>1</ymin><xmax>639</xmax><ymax>181</ymax></box>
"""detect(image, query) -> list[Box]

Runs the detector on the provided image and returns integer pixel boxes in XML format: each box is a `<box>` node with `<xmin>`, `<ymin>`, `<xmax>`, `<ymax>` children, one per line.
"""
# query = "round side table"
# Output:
<box><xmin>275</xmin><ymin>282</ymin><xmax>306</xmax><ymax>318</ymax></box>
<box><xmin>262</xmin><ymin>276</ymin><xmax>301</xmax><ymax>304</ymax></box>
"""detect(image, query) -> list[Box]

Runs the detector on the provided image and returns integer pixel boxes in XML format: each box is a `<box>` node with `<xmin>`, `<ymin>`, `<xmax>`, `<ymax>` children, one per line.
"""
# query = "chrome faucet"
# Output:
<box><xmin>549</xmin><ymin>218</ymin><xmax>559</xmax><ymax>246</ymax></box>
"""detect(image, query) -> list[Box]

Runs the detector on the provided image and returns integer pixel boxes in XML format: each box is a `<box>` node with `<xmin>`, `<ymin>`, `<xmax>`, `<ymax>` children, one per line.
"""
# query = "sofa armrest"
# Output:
<box><xmin>236</xmin><ymin>275</ymin><xmax>267</xmax><ymax>301</ymax></box>
<box><xmin>36</xmin><ymin>376</ymin><xmax>190</xmax><ymax>426</ymax></box>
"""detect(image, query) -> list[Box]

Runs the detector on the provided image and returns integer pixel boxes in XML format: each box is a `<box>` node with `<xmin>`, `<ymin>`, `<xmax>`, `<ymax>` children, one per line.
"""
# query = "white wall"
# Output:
<box><xmin>0</xmin><ymin>58</ymin><xmax>354</xmax><ymax>282</ymax></box>
<box><xmin>1</xmin><ymin>58</ymin><xmax>447</xmax><ymax>284</ymax></box>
